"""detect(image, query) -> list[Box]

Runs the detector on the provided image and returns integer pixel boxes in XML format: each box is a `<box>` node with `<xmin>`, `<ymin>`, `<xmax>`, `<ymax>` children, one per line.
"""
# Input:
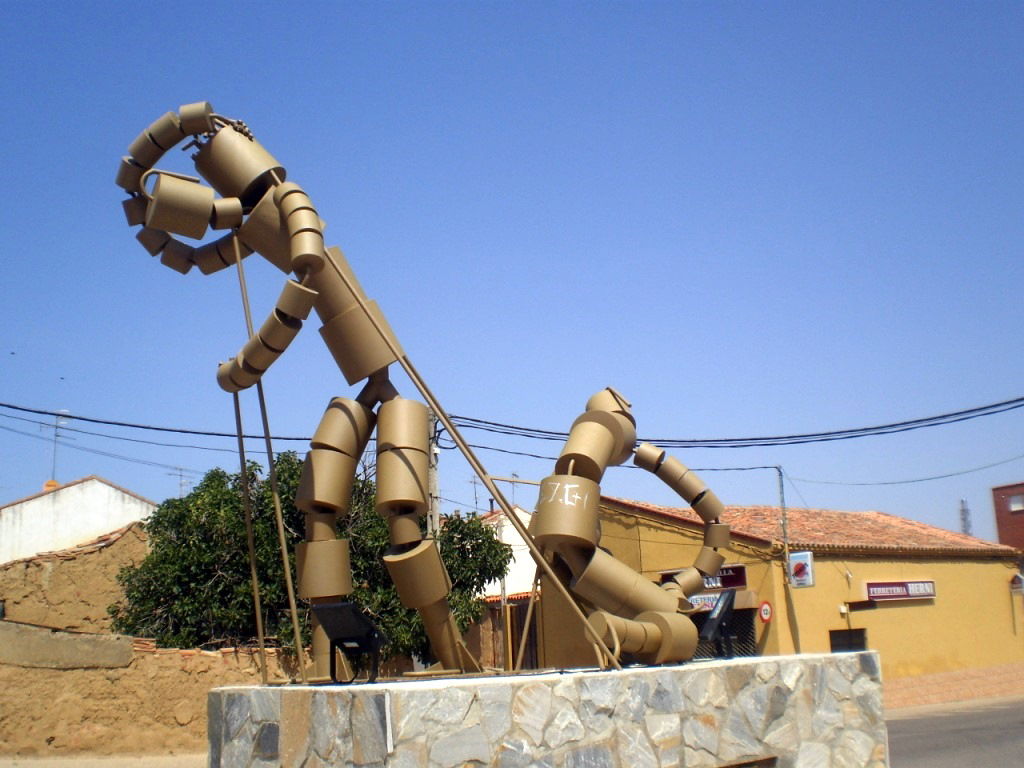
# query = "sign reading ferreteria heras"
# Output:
<box><xmin>866</xmin><ymin>580</ymin><xmax>936</xmax><ymax>601</ymax></box>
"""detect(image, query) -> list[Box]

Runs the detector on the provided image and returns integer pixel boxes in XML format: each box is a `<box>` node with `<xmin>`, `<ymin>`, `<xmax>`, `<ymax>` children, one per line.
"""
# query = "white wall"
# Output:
<box><xmin>482</xmin><ymin>507</ymin><xmax>541</xmax><ymax>598</ymax></box>
<box><xmin>0</xmin><ymin>478</ymin><xmax>155</xmax><ymax>564</ymax></box>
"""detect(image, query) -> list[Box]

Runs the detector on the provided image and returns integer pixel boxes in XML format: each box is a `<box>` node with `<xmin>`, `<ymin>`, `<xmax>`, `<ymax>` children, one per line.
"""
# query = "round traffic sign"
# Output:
<box><xmin>758</xmin><ymin>601</ymin><xmax>773</xmax><ymax>623</ymax></box>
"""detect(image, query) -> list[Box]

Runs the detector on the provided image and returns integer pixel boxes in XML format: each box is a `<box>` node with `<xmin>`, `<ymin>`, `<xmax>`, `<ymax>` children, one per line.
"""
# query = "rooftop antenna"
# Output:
<box><xmin>44</xmin><ymin>409</ymin><xmax>71</xmax><ymax>490</ymax></box>
<box><xmin>167</xmin><ymin>467</ymin><xmax>190</xmax><ymax>498</ymax></box>
<box><xmin>959</xmin><ymin>498</ymin><xmax>972</xmax><ymax>537</ymax></box>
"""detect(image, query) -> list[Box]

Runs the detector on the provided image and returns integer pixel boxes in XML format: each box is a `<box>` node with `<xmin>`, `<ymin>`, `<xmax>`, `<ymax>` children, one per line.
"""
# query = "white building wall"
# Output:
<box><xmin>0</xmin><ymin>478</ymin><xmax>155</xmax><ymax>564</ymax></box>
<box><xmin>483</xmin><ymin>508</ymin><xmax>540</xmax><ymax>598</ymax></box>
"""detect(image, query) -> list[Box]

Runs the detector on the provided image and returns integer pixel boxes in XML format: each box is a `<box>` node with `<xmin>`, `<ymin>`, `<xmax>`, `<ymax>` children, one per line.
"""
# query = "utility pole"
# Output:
<box><xmin>47</xmin><ymin>409</ymin><xmax>70</xmax><ymax>485</ymax></box>
<box><xmin>959</xmin><ymin>498</ymin><xmax>972</xmax><ymax>537</ymax></box>
<box><xmin>427</xmin><ymin>411</ymin><xmax>440</xmax><ymax>535</ymax></box>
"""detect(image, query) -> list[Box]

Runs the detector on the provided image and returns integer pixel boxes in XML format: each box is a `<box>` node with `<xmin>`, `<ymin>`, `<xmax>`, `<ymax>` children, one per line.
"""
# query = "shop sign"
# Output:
<box><xmin>866</xmin><ymin>580</ymin><xmax>936</xmax><ymax>601</ymax></box>
<box><xmin>702</xmin><ymin>565</ymin><xmax>747</xmax><ymax>590</ymax></box>
<box><xmin>788</xmin><ymin>551</ymin><xmax>814</xmax><ymax>588</ymax></box>
<box><xmin>688</xmin><ymin>594</ymin><xmax>719</xmax><ymax>612</ymax></box>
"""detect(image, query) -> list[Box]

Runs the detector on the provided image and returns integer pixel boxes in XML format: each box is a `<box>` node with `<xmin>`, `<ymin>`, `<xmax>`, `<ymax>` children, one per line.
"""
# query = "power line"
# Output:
<box><xmin>450</xmin><ymin>396</ymin><xmax>1024</xmax><ymax>449</ymax></box>
<box><xmin>789</xmin><ymin>451</ymin><xmax>1024</xmax><ymax>487</ymax></box>
<box><xmin>2</xmin><ymin>395</ymin><xmax>1022</xmax><ymax>450</ymax></box>
<box><xmin>0</xmin><ymin>424</ymin><xmax>204</xmax><ymax>475</ymax></box>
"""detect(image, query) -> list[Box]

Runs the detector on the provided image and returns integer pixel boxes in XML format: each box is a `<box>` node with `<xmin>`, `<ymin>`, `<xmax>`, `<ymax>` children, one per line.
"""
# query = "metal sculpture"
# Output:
<box><xmin>116</xmin><ymin>102</ymin><xmax>729</xmax><ymax>677</ymax></box>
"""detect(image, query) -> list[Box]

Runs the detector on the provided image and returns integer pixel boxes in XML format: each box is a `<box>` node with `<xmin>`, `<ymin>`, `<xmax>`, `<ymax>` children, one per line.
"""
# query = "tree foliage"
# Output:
<box><xmin>110</xmin><ymin>451</ymin><xmax>512</xmax><ymax>661</ymax></box>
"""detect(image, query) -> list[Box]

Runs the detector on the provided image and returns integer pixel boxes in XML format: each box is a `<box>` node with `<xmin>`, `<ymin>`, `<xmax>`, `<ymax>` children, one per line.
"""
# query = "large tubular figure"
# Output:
<box><xmin>117</xmin><ymin>102</ymin><xmax>478</xmax><ymax>678</ymax></box>
<box><xmin>117</xmin><ymin>101</ymin><xmax>730</xmax><ymax>675</ymax></box>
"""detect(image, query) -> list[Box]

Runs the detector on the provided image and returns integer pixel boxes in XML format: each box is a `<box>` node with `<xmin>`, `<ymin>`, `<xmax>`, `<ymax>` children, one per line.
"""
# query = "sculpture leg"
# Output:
<box><xmin>376</xmin><ymin>397</ymin><xmax>481</xmax><ymax>672</ymax></box>
<box><xmin>295</xmin><ymin>396</ymin><xmax>376</xmax><ymax>680</ymax></box>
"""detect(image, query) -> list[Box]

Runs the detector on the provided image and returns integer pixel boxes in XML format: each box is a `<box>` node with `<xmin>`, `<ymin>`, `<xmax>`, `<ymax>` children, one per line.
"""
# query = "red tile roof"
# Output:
<box><xmin>603</xmin><ymin>497</ymin><xmax>1020</xmax><ymax>557</ymax></box>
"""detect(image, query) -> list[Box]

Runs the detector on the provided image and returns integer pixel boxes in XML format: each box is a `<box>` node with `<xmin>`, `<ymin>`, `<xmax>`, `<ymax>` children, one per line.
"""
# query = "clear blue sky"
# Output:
<box><xmin>1</xmin><ymin>2</ymin><xmax>1021</xmax><ymax>543</ymax></box>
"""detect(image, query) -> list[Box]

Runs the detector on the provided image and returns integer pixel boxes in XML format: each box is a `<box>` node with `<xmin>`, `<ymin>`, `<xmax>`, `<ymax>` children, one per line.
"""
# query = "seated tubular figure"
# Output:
<box><xmin>117</xmin><ymin>102</ymin><xmax>478</xmax><ymax>679</ymax></box>
<box><xmin>530</xmin><ymin>388</ymin><xmax>731</xmax><ymax>664</ymax></box>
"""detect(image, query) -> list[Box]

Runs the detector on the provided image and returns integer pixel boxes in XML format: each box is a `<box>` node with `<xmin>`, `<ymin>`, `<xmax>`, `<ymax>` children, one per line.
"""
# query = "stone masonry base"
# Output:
<box><xmin>208</xmin><ymin>652</ymin><xmax>888</xmax><ymax>768</ymax></box>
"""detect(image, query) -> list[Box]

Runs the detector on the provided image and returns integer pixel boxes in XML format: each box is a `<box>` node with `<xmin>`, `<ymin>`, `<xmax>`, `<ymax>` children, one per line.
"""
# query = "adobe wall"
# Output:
<box><xmin>0</xmin><ymin>623</ymin><xmax>290</xmax><ymax>757</ymax></box>
<box><xmin>0</xmin><ymin>523</ymin><xmax>147</xmax><ymax>632</ymax></box>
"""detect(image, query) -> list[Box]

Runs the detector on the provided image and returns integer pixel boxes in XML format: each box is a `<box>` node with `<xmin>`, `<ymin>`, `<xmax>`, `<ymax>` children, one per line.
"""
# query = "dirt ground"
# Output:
<box><xmin>0</xmin><ymin>756</ymin><xmax>205</xmax><ymax>768</ymax></box>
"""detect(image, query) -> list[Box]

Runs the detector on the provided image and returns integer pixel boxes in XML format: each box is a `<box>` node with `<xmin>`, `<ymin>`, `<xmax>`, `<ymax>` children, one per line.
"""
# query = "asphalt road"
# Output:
<box><xmin>886</xmin><ymin>695</ymin><xmax>1024</xmax><ymax>767</ymax></box>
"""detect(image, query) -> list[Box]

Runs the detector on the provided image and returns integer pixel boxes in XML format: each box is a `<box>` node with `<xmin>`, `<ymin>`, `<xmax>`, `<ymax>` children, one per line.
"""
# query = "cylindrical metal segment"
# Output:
<box><xmin>272</xmin><ymin>181</ymin><xmax>302</xmax><ymax>204</ymax></box>
<box><xmin>692</xmin><ymin>490</ymin><xmax>726</xmax><ymax>523</ymax></box>
<box><xmin>671</xmin><ymin>566</ymin><xmax>705</xmax><ymax>597</ymax></box>
<box><xmin>122</xmin><ymin>196</ymin><xmax>148</xmax><ymax>227</ymax></box>
<box><xmin>634</xmin><ymin>610</ymin><xmax>699</xmax><ymax>664</ymax></box>
<box><xmin>160</xmin><ymin>238</ymin><xmax>193</xmax><ymax>275</ymax></box>
<box><xmin>286</xmin><ymin>206</ymin><xmax>321</xmax><ymax>233</ymax></box>
<box><xmin>311</xmin><ymin>397</ymin><xmax>376</xmax><ymax>456</ymax></box>
<box><xmin>555</xmin><ymin>410</ymin><xmax>634</xmax><ymax>482</ymax></box>
<box><xmin>383</xmin><ymin>539</ymin><xmax>451</xmax><ymax>609</ymax></box>
<box><xmin>418</xmin><ymin>602</ymin><xmax>463</xmax><ymax>672</ymax></box>
<box><xmin>145</xmin><ymin>174</ymin><xmax>214</xmax><ymax>240</ymax></box>
<box><xmin>585</xmin><ymin>387</ymin><xmax>632</xmax><ymax>417</ymax></box>
<box><xmin>128</xmin><ymin>131</ymin><xmax>164</xmax><ymax>168</ymax></box>
<box><xmin>633</xmin><ymin>442</ymin><xmax>665</xmax><ymax>473</ymax></box>
<box><xmin>529</xmin><ymin>474</ymin><xmax>600</xmax><ymax>550</ymax></box>
<box><xmin>258</xmin><ymin>310</ymin><xmax>301</xmax><ymax>352</ymax></box>
<box><xmin>226</xmin><ymin>358</ymin><xmax>260</xmax><ymax>391</ymax></box>
<box><xmin>295</xmin><ymin>538</ymin><xmax>353</xmax><ymax>599</ymax></box>
<box><xmin>240</xmin><ymin>335</ymin><xmax>280</xmax><ymax>373</ymax></box>
<box><xmin>655</xmin><ymin>456</ymin><xmax>706</xmax><ymax>503</ymax></box>
<box><xmin>211</xmin><ymin>197</ymin><xmax>244</xmax><ymax>230</ymax></box>
<box><xmin>136</xmin><ymin>227</ymin><xmax>169</xmax><ymax>255</ymax></box>
<box><xmin>146</xmin><ymin>111</ymin><xmax>186</xmax><ymax>150</ymax></box>
<box><xmin>193</xmin><ymin>241</ymin><xmax>229</xmax><ymax>275</ymax></box>
<box><xmin>115</xmin><ymin>157</ymin><xmax>145</xmax><ymax>193</ymax></box>
<box><xmin>377</xmin><ymin>399</ymin><xmax>429</xmax><ymax>452</ymax></box>
<box><xmin>703</xmin><ymin>522</ymin><xmax>731</xmax><ymax>549</ymax></box>
<box><xmin>276</xmin><ymin>279</ymin><xmax>319</xmax><ymax>321</ymax></box>
<box><xmin>295</xmin><ymin>448</ymin><xmax>357</xmax><ymax>514</ymax></box>
<box><xmin>571</xmin><ymin>548</ymin><xmax>678</xmax><ymax>618</ymax></box>
<box><xmin>177</xmin><ymin>101</ymin><xmax>214</xmax><ymax>134</ymax></box>
<box><xmin>194</xmin><ymin>126</ymin><xmax>285</xmax><ymax>205</ymax></box>
<box><xmin>588</xmin><ymin>611</ymin><xmax>660</xmax><ymax>656</ymax></box>
<box><xmin>693</xmin><ymin>546</ymin><xmax>725</xmax><ymax>577</ymax></box>
<box><xmin>304</xmin><ymin>511</ymin><xmax>337</xmax><ymax>542</ymax></box>
<box><xmin>237</xmin><ymin>187</ymin><xmax>292</xmax><ymax>272</ymax></box>
<box><xmin>375</xmin><ymin>446</ymin><xmax>429</xmax><ymax>516</ymax></box>
<box><xmin>216</xmin><ymin>361</ymin><xmax>243</xmax><ymax>393</ymax></box>
<box><xmin>386</xmin><ymin>512</ymin><xmax>422</xmax><ymax>547</ymax></box>
<box><xmin>214</xmin><ymin>234</ymin><xmax>250</xmax><ymax>266</ymax></box>
<box><xmin>319</xmin><ymin>300</ymin><xmax>403</xmax><ymax>386</ymax></box>
<box><xmin>308</xmin><ymin>246</ymin><xmax>367</xmax><ymax>323</ymax></box>
<box><xmin>289</xmin><ymin>229</ymin><xmax>326</xmax><ymax>274</ymax></box>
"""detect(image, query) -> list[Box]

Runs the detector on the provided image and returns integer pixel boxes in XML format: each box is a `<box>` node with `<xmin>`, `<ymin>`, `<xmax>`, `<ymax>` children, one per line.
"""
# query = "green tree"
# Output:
<box><xmin>110</xmin><ymin>451</ymin><xmax>512</xmax><ymax>662</ymax></box>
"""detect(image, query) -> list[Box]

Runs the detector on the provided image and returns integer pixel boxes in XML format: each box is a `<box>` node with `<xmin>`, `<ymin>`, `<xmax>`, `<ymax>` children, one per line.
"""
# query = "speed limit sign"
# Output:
<box><xmin>758</xmin><ymin>601</ymin><xmax>773</xmax><ymax>623</ymax></box>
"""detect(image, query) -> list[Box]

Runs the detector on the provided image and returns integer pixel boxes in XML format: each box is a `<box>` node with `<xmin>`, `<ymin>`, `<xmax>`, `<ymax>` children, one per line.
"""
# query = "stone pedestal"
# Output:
<box><xmin>208</xmin><ymin>651</ymin><xmax>887</xmax><ymax>767</ymax></box>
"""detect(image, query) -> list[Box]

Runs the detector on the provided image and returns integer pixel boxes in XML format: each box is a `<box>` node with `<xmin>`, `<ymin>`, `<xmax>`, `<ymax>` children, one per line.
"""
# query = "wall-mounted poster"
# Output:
<box><xmin>788</xmin><ymin>551</ymin><xmax>814</xmax><ymax>588</ymax></box>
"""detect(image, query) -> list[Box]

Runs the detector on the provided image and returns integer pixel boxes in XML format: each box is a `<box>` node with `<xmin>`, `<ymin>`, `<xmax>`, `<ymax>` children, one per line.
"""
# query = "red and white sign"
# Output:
<box><xmin>866</xmin><ymin>580</ymin><xmax>936</xmax><ymax>601</ymax></box>
<box><xmin>758</xmin><ymin>601</ymin><xmax>773</xmax><ymax>623</ymax></box>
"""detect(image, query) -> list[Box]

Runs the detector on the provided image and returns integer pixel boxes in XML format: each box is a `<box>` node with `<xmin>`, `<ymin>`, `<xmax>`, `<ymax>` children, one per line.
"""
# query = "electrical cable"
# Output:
<box><xmin>2</xmin><ymin>394</ymin><xmax>1021</xmax><ymax>449</ymax></box>
<box><xmin>0</xmin><ymin>424</ymin><xmax>203</xmax><ymax>474</ymax></box>
<box><xmin>789</xmin><ymin>451</ymin><xmax>1024</xmax><ymax>487</ymax></box>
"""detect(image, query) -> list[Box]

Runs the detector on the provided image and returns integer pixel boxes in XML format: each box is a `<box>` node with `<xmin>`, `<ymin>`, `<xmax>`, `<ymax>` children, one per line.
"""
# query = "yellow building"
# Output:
<box><xmin>481</xmin><ymin>498</ymin><xmax>1024</xmax><ymax>693</ymax></box>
